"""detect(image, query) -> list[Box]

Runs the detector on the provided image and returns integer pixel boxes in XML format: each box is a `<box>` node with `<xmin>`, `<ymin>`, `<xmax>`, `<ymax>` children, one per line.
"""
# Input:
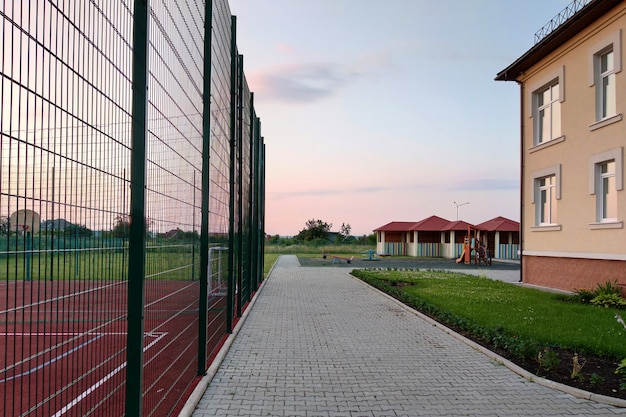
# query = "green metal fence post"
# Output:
<box><xmin>253</xmin><ymin>117</ymin><xmax>262</xmax><ymax>286</ymax></box>
<box><xmin>126</xmin><ymin>1</ymin><xmax>150</xmax><ymax>415</ymax></box>
<box><xmin>248</xmin><ymin>95</ymin><xmax>256</xmax><ymax>291</ymax></box>
<box><xmin>198</xmin><ymin>0</ymin><xmax>213</xmax><ymax>376</ymax></box>
<box><xmin>261</xmin><ymin>141</ymin><xmax>266</xmax><ymax>276</ymax></box>
<box><xmin>227</xmin><ymin>15</ymin><xmax>237</xmax><ymax>333</ymax></box>
<box><xmin>236</xmin><ymin>54</ymin><xmax>244</xmax><ymax>317</ymax></box>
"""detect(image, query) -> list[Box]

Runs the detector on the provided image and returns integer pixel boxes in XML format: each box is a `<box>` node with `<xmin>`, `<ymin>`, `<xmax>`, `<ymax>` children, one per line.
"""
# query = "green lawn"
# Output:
<box><xmin>264</xmin><ymin>253</ymin><xmax>279</xmax><ymax>276</ymax></box>
<box><xmin>264</xmin><ymin>243</ymin><xmax>375</xmax><ymax>255</ymax></box>
<box><xmin>351</xmin><ymin>268</ymin><xmax>626</xmax><ymax>360</ymax></box>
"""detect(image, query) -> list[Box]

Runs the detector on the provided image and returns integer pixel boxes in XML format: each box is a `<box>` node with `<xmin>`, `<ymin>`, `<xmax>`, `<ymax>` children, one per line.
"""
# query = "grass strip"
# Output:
<box><xmin>351</xmin><ymin>268</ymin><xmax>626</xmax><ymax>361</ymax></box>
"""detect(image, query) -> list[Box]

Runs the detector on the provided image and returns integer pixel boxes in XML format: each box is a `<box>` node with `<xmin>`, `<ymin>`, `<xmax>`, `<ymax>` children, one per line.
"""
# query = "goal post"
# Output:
<box><xmin>208</xmin><ymin>246</ymin><xmax>228</xmax><ymax>296</ymax></box>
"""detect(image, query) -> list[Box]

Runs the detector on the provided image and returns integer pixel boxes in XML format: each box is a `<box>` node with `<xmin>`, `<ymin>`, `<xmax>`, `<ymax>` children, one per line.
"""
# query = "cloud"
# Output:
<box><xmin>248</xmin><ymin>63</ymin><xmax>355</xmax><ymax>102</ymax></box>
<box><xmin>448</xmin><ymin>178</ymin><xmax>519</xmax><ymax>191</ymax></box>
<box><xmin>247</xmin><ymin>50</ymin><xmax>392</xmax><ymax>103</ymax></box>
<box><xmin>276</xmin><ymin>43</ymin><xmax>295</xmax><ymax>55</ymax></box>
<box><xmin>268</xmin><ymin>176</ymin><xmax>518</xmax><ymax>203</ymax></box>
<box><xmin>270</xmin><ymin>184</ymin><xmax>391</xmax><ymax>200</ymax></box>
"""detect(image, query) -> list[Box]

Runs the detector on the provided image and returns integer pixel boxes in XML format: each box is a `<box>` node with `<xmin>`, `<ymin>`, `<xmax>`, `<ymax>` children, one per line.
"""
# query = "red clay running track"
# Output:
<box><xmin>0</xmin><ymin>279</ymin><xmax>227</xmax><ymax>416</ymax></box>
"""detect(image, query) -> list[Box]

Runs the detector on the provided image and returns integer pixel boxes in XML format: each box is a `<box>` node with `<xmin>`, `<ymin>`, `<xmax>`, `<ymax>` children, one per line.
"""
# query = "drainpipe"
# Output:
<box><xmin>518</xmin><ymin>80</ymin><xmax>524</xmax><ymax>283</ymax></box>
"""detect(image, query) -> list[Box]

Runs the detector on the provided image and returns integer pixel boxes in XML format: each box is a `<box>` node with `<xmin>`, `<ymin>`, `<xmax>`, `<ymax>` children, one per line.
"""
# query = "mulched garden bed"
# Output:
<box><xmin>451</xmin><ymin>323</ymin><xmax>624</xmax><ymax>400</ymax></box>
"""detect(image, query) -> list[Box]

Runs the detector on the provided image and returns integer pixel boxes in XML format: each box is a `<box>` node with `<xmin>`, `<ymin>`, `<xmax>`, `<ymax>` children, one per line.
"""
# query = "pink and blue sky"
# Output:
<box><xmin>229</xmin><ymin>0</ymin><xmax>574</xmax><ymax>236</ymax></box>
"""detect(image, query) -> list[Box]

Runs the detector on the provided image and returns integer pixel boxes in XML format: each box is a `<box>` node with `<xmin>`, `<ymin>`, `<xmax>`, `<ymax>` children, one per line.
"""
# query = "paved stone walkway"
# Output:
<box><xmin>191</xmin><ymin>255</ymin><xmax>624</xmax><ymax>416</ymax></box>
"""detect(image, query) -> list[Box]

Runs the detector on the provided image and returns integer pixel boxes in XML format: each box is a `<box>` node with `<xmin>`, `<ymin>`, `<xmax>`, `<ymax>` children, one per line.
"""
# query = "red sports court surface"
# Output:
<box><xmin>0</xmin><ymin>279</ymin><xmax>222</xmax><ymax>416</ymax></box>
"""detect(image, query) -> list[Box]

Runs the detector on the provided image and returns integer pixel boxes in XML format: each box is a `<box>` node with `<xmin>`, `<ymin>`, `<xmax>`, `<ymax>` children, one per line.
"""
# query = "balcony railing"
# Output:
<box><xmin>534</xmin><ymin>0</ymin><xmax>594</xmax><ymax>44</ymax></box>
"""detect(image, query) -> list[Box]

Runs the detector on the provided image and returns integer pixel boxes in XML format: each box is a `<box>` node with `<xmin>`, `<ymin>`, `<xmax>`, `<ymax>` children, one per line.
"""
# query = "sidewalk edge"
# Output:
<box><xmin>178</xmin><ymin>257</ymin><xmax>278</xmax><ymax>416</ymax></box>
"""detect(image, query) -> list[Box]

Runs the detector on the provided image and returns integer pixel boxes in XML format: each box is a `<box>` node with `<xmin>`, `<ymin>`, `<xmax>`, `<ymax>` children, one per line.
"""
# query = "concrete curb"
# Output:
<box><xmin>347</xmin><ymin>272</ymin><xmax>626</xmax><ymax>409</ymax></box>
<box><xmin>177</xmin><ymin>257</ymin><xmax>278</xmax><ymax>417</ymax></box>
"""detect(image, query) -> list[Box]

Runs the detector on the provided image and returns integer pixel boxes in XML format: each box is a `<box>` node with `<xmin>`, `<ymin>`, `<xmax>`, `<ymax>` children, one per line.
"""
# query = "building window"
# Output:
<box><xmin>589</xmin><ymin>30</ymin><xmax>622</xmax><ymax>128</ymax></box>
<box><xmin>531</xmin><ymin>165</ymin><xmax>561</xmax><ymax>231</ymax></box>
<box><xmin>534</xmin><ymin>81</ymin><xmax>561</xmax><ymax>145</ymax></box>
<box><xmin>528</xmin><ymin>66</ymin><xmax>565</xmax><ymax>148</ymax></box>
<box><xmin>537</xmin><ymin>176</ymin><xmax>557</xmax><ymax>225</ymax></box>
<box><xmin>589</xmin><ymin>148</ymin><xmax>623</xmax><ymax>228</ymax></box>
<box><xmin>598</xmin><ymin>161</ymin><xmax>617</xmax><ymax>221</ymax></box>
<box><xmin>596</xmin><ymin>48</ymin><xmax>616</xmax><ymax>120</ymax></box>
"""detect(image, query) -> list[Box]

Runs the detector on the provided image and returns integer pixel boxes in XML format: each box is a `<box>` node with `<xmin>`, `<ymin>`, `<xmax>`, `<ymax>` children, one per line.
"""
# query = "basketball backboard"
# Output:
<box><xmin>9</xmin><ymin>209</ymin><xmax>41</xmax><ymax>233</ymax></box>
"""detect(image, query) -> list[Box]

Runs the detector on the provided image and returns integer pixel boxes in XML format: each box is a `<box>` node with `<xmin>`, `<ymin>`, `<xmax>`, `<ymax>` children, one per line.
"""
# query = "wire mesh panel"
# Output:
<box><xmin>0</xmin><ymin>1</ymin><xmax>133</xmax><ymax>415</ymax></box>
<box><xmin>139</xmin><ymin>0</ymin><xmax>206</xmax><ymax>414</ymax></box>
<box><xmin>0</xmin><ymin>0</ymin><xmax>264</xmax><ymax>415</ymax></box>
<box><xmin>239</xmin><ymin>75</ymin><xmax>252</xmax><ymax>306</ymax></box>
<box><xmin>204</xmin><ymin>0</ymin><xmax>233</xmax><ymax>367</ymax></box>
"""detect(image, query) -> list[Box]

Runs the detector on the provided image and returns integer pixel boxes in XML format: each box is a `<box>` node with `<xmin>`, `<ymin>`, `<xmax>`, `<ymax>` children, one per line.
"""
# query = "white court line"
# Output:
<box><xmin>0</xmin><ymin>335</ymin><xmax>104</xmax><ymax>384</ymax></box>
<box><xmin>0</xmin><ymin>281</ymin><xmax>125</xmax><ymax>315</ymax></box>
<box><xmin>51</xmin><ymin>331</ymin><xmax>168</xmax><ymax>417</ymax></box>
<box><xmin>0</xmin><ymin>332</ymin><xmax>166</xmax><ymax>378</ymax></box>
<box><xmin>2</xmin><ymin>332</ymin><xmax>128</xmax><ymax>337</ymax></box>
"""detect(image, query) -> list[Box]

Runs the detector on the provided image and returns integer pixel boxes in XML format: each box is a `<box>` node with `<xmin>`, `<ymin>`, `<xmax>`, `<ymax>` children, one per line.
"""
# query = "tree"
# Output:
<box><xmin>295</xmin><ymin>219</ymin><xmax>332</xmax><ymax>241</ymax></box>
<box><xmin>111</xmin><ymin>215</ymin><xmax>130</xmax><ymax>238</ymax></box>
<box><xmin>111</xmin><ymin>215</ymin><xmax>153</xmax><ymax>238</ymax></box>
<box><xmin>358</xmin><ymin>233</ymin><xmax>377</xmax><ymax>245</ymax></box>
<box><xmin>64</xmin><ymin>223</ymin><xmax>93</xmax><ymax>237</ymax></box>
<box><xmin>0</xmin><ymin>216</ymin><xmax>9</xmax><ymax>235</ymax></box>
<box><xmin>268</xmin><ymin>234</ymin><xmax>281</xmax><ymax>244</ymax></box>
<box><xmin>340</xmin><ymin>223</ymin><xmax>351</xmax><ymax>238</ymax></box>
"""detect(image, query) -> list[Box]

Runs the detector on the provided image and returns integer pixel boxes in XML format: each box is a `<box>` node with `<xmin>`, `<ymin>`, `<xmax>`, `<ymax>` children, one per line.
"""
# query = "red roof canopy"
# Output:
<box><xmin>373</xmin><ymin>221</ymin><xmax>419</xmax><ymax>232</ymax></box>
<box><xmin>411</xmin><ymin>215</ymin><xmax>451</xmax><ymax>231</ymax></box>
<box><xmin>476</xmin><ymin>216</ymin><xmax>519</xmax><ymax>232</ymax></box>
<box><xmin>374</xmin><ymin>216</ymin><xmax>519</xmax><ymax>233</ymax></box>
<box><xmin>442</xmin><ymin>220</ymin><xmax>483</xmax><ymax>232</ymax></box>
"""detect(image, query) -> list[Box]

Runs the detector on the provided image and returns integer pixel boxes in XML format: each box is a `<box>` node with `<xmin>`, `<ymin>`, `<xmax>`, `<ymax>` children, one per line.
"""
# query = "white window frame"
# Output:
<box><xmin>589</xmin><ymin>30</ymin><xmax>622</xmax><ymax>128</ymax></box>
<box><xmin>599</xmin><ymin>161</ymin><xmax>616</xmax><ymax>221</ymax></box>
<box><xmin>596</xmin><ymin>48</ymin><xmax>616</xmax><ymax>120</ymax></box>
<box><xmin>531</xmin><ymin>165</ymin><xmax>561</xmax><ymax>231</ymax></box>
<box><xmin>589</xmin><ymin>147</ymin><xmax>624</xmax><ymax>229</ymax></box>
<box><xmin>533</xmin><ymin>81</ymin><xmax>561</xmax><ymax>145</ymax></box>
<box><xmin>528</xmin><ymin>67</ymin><xmax>565</xmax><ymax>149</ymax></box>
<box><xmin>538</xmin><ymin>176</ymin><xmax>557</xmax><ymax>225</ymax></box>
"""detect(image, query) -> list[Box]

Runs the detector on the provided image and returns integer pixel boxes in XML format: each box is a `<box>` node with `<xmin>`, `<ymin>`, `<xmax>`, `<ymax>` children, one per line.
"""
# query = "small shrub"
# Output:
<box><xmin>572</xmin><ymin>288</ymin><xmax>595</xmax><ymax>304</ymax></box>
<box><xmin>571</xmin><ymin>353</ymin><xmax>585</xmax><ymax>380</ymax></box>
<box><xmin>595</xmin><ymin>280</ymin><xmax>621</xmax><ymax>297</ymax></box>
<box><xmin>590</xmin><ymin>373</ymin><xmax>605</xmax><ymax>386</ymax></box>
<box><xmin>616</xmin><ymin>358</ymin><xmax>626</xmax><ymax>391</ymax></box>
<box><xmin>590</xmin><ymin>293</ymin><xmax>626</xmax><ymax>309</ymax></box>
<box><xmin>537</xmin><ymin>347</ymin><xmax>560</xmax><ymax>372</ymax></box>
<box><xmin>571</xmin><ymin>281</ymin><xmax>626</xmax><ymax>308</ymax></box>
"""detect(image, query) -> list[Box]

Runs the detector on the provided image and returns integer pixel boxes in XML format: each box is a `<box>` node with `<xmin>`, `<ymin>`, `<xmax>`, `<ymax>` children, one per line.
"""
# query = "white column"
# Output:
<box><xmin>450</xmin><ymin>230</ymin><xmax>456</xmax><ymax>258</ymax></box>
<box><xmin>495</xmin><ymin>231</ymin><xmax>501</xmax><ymax>258</ymax></box>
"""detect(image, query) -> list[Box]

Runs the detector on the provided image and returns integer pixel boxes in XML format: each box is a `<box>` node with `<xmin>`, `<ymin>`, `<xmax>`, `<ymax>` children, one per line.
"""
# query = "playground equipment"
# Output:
<box><xmin>322</xmin><ymin>254</ymin><xmax>354</xmax><ymax>264</ymax></box>
<box><xmin>361</xmin><ymin>249</ymin><xmax>379</xmax><ymax>261</ymax></box>
<box><xmin>455</xmin><ymin>224</ymin><xmax>491</xmax><ymax>265</ymax></box>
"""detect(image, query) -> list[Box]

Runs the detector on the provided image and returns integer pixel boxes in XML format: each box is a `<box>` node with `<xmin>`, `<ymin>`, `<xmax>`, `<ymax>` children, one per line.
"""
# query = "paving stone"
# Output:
<box><xmin>191</xmin><ymin>255</ymin><xmax>623</xmax><ymax>417</ymax></box>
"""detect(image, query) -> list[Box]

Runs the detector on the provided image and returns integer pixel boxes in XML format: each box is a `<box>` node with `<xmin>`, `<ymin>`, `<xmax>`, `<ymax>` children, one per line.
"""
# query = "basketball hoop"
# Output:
<box><xmin>16</xmin><ymin>224</ymin><xmax>30</xmax><ymax>233</ymax></box>
<box><xmin>9</xmin><ymin>209</ymin><xmax>40</xmax><ymax>234</ymax></box>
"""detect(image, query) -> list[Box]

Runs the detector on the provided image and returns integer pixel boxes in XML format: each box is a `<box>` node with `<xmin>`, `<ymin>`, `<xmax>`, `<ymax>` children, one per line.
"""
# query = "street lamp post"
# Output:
<box><xmin>453</xmin><ymin>201</ymin><xmax>469</xmax><ymax>221</ymax></box>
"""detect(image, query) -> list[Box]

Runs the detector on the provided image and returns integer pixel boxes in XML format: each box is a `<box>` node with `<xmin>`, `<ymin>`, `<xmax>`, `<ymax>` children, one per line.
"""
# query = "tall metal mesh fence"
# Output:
<box><xmin>0</xmin><ymin>1</ymin><xmax>265</xmax><ymax>416</ymax></box>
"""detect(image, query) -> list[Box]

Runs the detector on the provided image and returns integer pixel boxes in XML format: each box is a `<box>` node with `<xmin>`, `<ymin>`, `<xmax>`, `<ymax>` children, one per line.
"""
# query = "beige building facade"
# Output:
<box><xmin>497</xmin><ymin>0</ymin><xmax>626</xmax><ymax>292</ymax></box>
